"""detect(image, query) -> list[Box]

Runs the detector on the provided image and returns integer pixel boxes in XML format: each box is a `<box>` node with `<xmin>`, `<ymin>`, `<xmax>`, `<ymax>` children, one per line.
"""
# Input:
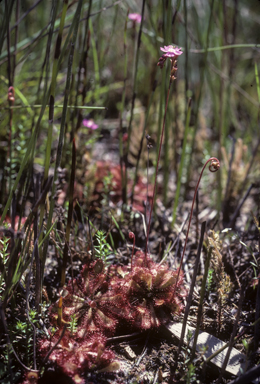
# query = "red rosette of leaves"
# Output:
<box><xmin>118</xmin><ymin>251</ymin><xmax>186</xmax><ymax>329</ymax></box>
<box><xmin>49</xmin><ymin>260</ymin><xmax>127</xmax><ymax>338</ymax></box>
<box><xmin>39</xmin><ymin>330</ymin><xmax>118</xmax><ymax>383</ymax></box>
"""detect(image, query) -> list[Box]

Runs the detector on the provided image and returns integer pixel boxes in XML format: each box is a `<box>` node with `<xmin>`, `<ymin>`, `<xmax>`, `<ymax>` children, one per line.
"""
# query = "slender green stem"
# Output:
<box><xmin>162</xmin><ymin>1</ymin><xmax>172</xmax><ymax>205</ymax></box>
<box><xmin>131</xmin><ymin>82</ymin><xmax>156</xmax><ymax>205</ymax></box>
<box><xmin>190</xmin><ymin>43</ymin><xmax>260</xmax><ymax>53</ymax></box>
<box><xmin>89</xmin><ymin>18</ymin><xmax>100</xmax><ymax>93</ymax></box>
<box><xmin>125</xmin><ymin>0</ymin><xmax>146</xmax><ymax>204</ymax></box>
<box><xmin>119</xmin><ymin>11</ymin><xmax>128</xmax><ymax>205</ymax></box>
<box><xmin>61</xmin><ymin>139</ymin><xmax>76</xmax><ymax>287</ymax></box>
<box><xmin>44</xmin><ymin>0</ymin><xmax>67</xmax><ymax>183</ymax></box>
<box><xmin>172</xmin><ymin>98</ymin><xmax>192</xmax><ymax>227</ymax></box>
<box><xmin>1</xmin><ymin>104</ymin><xmax>106</xmax><ymax>110</ymax></box>
<box><xmin>185</xmin><ymin>0</ymin><xmax>215</xmax><ymax>199</ymax></box>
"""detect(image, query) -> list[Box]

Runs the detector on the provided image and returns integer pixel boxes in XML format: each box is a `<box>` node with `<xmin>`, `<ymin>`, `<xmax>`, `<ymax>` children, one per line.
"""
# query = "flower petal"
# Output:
<box><xmin>128</xmin><ymin>13</ymin><xmax>142</xmax><ymax>23</ymax></box>
<box><xmin>160</xmin><ymin>45</ymin><xmax>182</xmax><ymax>57</ymax></box>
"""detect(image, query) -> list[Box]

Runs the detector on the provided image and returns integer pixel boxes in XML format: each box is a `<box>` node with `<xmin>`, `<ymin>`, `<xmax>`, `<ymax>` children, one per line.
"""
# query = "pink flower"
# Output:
<box><xmin>157</xmin><ymin>45</ymin><xmax>182</xmax><ymax>70</ymax></box>
<box><xmin>160</xmin><ymin>45</ymin><xmax>182</xmax><ymax>58</ymax></box>
<box><xmin>82</xmin><ymin>119</ymin><xmax>99</xmax><ymax>130</ymax></box>
<box><xmin>128</xmin><ymin>13</ymin><xmax>142</xmax><ymax>23</ymax></box>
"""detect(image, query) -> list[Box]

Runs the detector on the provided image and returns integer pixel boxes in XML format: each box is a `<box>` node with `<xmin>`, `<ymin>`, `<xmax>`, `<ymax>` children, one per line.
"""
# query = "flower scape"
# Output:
<box><xmin>39</xmin><ymin>252</ymin><xmax>186</xmax><ymax>382</ymax></box>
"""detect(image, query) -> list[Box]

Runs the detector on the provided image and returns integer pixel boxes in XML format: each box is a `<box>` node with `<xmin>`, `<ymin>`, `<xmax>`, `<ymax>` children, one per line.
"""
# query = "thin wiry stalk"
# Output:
<box><xmin>184</xmin><ymin>0</ymin><xmax>215</xmax><ymax>200</ymax></box>
<box><xmin>228</xmin><ymin>365</ymin><xmax>260</xmax><ymax>384</ymax></box>
<box><xmin>119</xmin><ymin>11</ymin><xmax>128</xmax><ymax>205</ymax></box>
<box><xmin>41</xmin><ymin>325</ymin><xmax>67</xmax><ymax>366</ymax></box>
<box><xmin>216</xmin><ymin>288</ymin><xmax>244</xmax><ymax>383</ymax></box>
<box><xmin>5</xmin><ymin>2</ymin><xmax>12</xmax><ymax>136</ymax></box>
<box><xmin>74</xmin><ymin>0</ymin><xmax>92</xmax><ymax>133</ymax></box>
<box><xmin>0</xmin><ymin>0</ymin><xmax>15</xmax><ymax>56</ymax></box>
<box><xmin>29</xmin><ymin>0</ymin><xmax>56</xmax><ymax>141</ymax></box>
<box><xmin>162</xmin><ymin>1</ymin><xmax>172</xmax><ymax>205</ymax></box>
<box><xmin>4</xmin><ymin>0</ymin><xmax>15</xmax><ymax>198</ymax></box>
<box><xmin>124</xmin><ymin>0</ymin><xmax>146</xmax><ymax>204</ymax></box>
<box><xmin>190</xmin><ymin>43</ymin><xmax>260</xmax><ymax>53</ymax></box>
<box><xmin>131</xmin><ymin>81</ymin><xmax>157</xmax><ymax>206</ymax></box>
<box><xmin>177</xmin><ymin>221</ymin><xmax>206</xmax><ymax>357</ymax></box>
<box><xmin>26</xmin><ymin>236</ymin><xmax>41</xmax><ymax>370</ymax></box>
<box><xmin>216</xmin><ymin>1</ymin><xmax>226</xmax><ymax>214</ymax></box>
<box><xmin>222</xmin><ymin>137</ymin><xmax>236</xmax><ymax>226</ymax></box>
<box><xmin>223</xmin><ymin>0</ymin><xmax>238</xmax><ymax>139</ymax></box>
<box><xmin>172</xmin><ymin>98</ymin><xmax>192</xmax><ymax>227</ymax></box>
<box><xmin>156</xmin><ymin>66</ymin><xmax>165</xmax><ymax>172</ymax></box>
<box><xmin>173</xmin><ymin>157</ymin><xmax>220</xmax><ymax>296</ymax></box>
<box><xmin>3</xmin><ymin>225</ymin><xmax>34</xmax><ymax>309</ymax></box>
<box><xmin>42</xmin><ymin>0</ymin><xmax>84</xmax><ymax>271</ymax></box>
<box><xmin>129</xmin><ymin>232</ymin><xmax>135</xmax><ymax>271</ymax></box>
<box><xmin>34</xmin><ymin>174</ymin><xmax>41</xmax><ymax>311</ymax></box>
<box><xmin>228</xmin><ymin>183</ymin><xmax>255</xmax><ymax>228</ymax></box>
<box><xmin>12</xmin><ymin>0</ymin><xmax>20</xmax><ymax>83</ymax></box>
<box><xmin>38</xmin><ymin>0</ymin><xmax>63</xmax><ymax>269</ymax></box>
<box><xmin>184</xmin><ymin>0</ymin><xmax>189</xmax><ymax>115</ymax></box>
<box><xmin>191</xmin><ymin>245</ymin><xmax>213</xmax><ymax>359</ymax></box>
<box><xmin>61</xmin><ymin>139</ymin><xmax>76</xmax><ymax>287</ymax></box>
<box><xmin>89</xmin><ymin>19</ymin><xmax>100</xmax><ymax>97</ymax></box>
<box><xmin>101</xmin><ymin>2</ymin><xmax>118</xmax><ymax>64</ymax></box>
<box><xmin>145</xmin><ymin>69</ymin><xmax>173</xmax><ymax>260</ymax></box>
<box><xmin>7</xmin><ymin>87</ymin><xmax>14</xmax><ymax>194</ymax></box>
<box><xmin>45</xmin><ymin>0</ymin><xmax>65</xmax><ymax>181</ymax></box>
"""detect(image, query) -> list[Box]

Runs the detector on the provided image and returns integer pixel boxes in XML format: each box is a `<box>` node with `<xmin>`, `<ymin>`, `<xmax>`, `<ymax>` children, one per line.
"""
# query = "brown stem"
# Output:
<box><xmin>7</xmin><ymin>86</ymin><xmax>15</xmax><ymax>192</ymax></box>
<box><xmin>173</xmin><ymin>157</ymin><xmax>220</xmax><ymax>293</ymax></box>
<box><xmin>144</xmin><ymin>61</ymin><xmax>176</xmax><ymax>264</ymax></box>
<box><xmin>129</xmin><ymin>232</ymin><xmax>135</xmax><ymax>270</ymax></box>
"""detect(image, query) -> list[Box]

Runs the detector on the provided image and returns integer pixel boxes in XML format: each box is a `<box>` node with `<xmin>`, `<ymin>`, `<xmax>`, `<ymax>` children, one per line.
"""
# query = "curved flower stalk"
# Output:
<box><xmin>49</xmin><ymin>260</ymin><xmax>126</xmax><ymax>337</ymax></box>
<box><xmin>39</xmin><ymin>330</ymin><xmax>118</xmax><ymax>383</ymax></box>
<box><xmin>173</xmin><ymin>157</ymin><xmax>220</xmax><ymax>294</ymax></box>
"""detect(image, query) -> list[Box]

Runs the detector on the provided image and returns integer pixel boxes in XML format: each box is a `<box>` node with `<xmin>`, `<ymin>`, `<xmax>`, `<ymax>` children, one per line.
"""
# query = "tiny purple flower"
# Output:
<box><xmin>160</xmin><ymin>45</ymin><xmax>183</xmax><ymax>58</ymax></box>
<box><xmin>128</xmin><ymin>13</ymin><xmax>142</xmax><ymax>23</ymax></box>
<box><xmin>82</xmin><ymin>119</ymin><xmax>99</xmax><ymax>130</ymax></box>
